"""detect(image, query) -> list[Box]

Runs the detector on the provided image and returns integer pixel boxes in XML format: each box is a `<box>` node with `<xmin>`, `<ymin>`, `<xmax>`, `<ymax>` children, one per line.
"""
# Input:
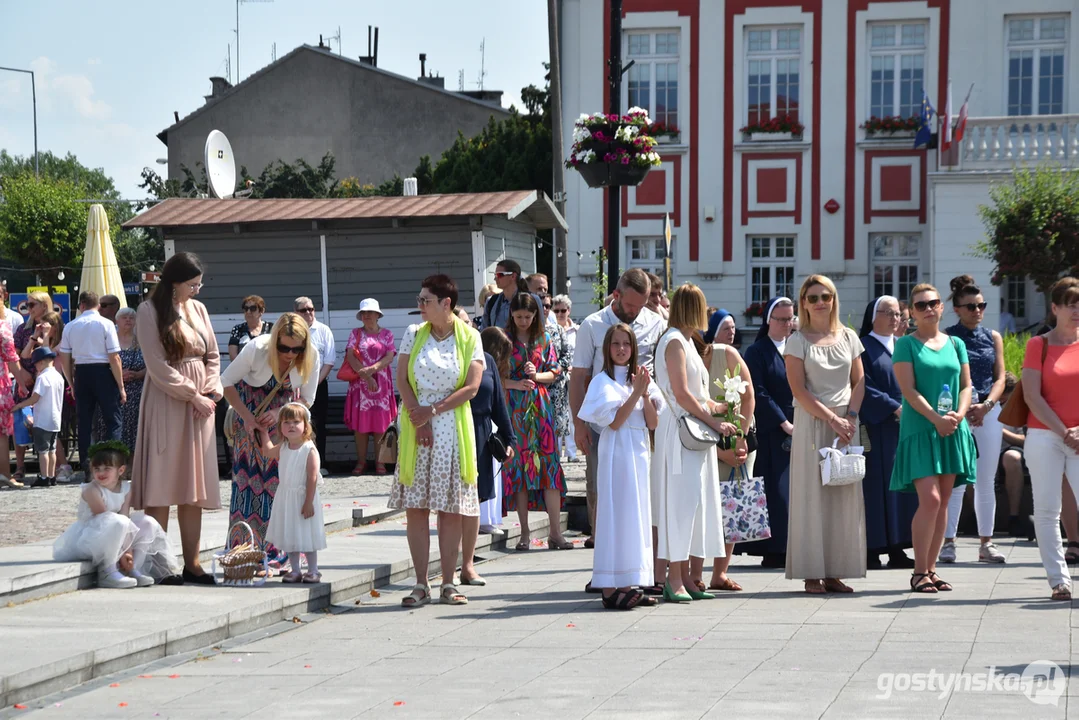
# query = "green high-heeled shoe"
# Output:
<box><xmin>687</xmin><ymin>587</ymin><xmax>715</xmax><ymax>600</ymax></box>
<box><xmin>663</xmin><ymin>582</ymin><xmax>693</xmax><ymax>603</ymax></box>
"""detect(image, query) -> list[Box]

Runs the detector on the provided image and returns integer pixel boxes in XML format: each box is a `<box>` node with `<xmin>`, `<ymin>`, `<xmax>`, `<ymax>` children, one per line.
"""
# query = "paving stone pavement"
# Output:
<box><xmin>3</xmin><ymin>536</ymin><xmax>1077</xmax><ymax>720</ymax></box>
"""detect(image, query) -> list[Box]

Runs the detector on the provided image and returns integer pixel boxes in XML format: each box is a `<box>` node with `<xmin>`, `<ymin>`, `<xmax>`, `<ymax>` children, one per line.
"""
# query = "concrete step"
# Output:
<box><xmin>0</xmin><ymin>509</ymin><xmax>569</xmax><ymax>708</ymax></box>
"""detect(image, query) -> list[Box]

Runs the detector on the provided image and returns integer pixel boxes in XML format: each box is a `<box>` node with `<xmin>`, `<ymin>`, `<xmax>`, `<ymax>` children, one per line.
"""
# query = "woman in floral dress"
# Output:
<box><xmin>344</xmin><ymin>298</ymin><xmax>397</xmax><ymax>475</ymax></box>
<box><xmin>503</xmin><ymin>293</ymin><xmax>571</xmax><ymax>550</ymax></box>
<box><xmin>0</xmin><ymin>320</ymin><xmax>22</xmax><ymax>487</ymax></box>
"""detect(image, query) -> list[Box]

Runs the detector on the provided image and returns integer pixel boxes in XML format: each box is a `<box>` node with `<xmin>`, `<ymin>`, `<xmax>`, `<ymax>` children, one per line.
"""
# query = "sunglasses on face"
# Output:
<box><xmin>242</xmin><ymin>306</ymin><xmax>260</xmax><ymax>312</ymax></box>
<box><xmin>277</xmin><ymin>343</ymin><xmax>303</xmax><ymax>355</ymax></box>
<box><xmin>913</xmin><ymin>298</ymin><xmax>942</xmax><ymax>312</ymax></box>
<box><xmin>543</xmin><ymin>304</ymin><xmax>552</xmax><ymax>311</ymax></box>
<box><xmin>297</xmin><ymin>307</ymin><xmax>315</xmax><ymax>313</ymax></box>
<box><xmin>957</xmin><ymin>302</ymin><xmax>988</xmax><ymax>312</ymax></box>
<box><xmin>416</xmin><ymin>296</ymin><xmax>438</xmax><ymax>307</ymax></box>
<box><xmin>554</xmin><ymin>308</ymin><xmax>569</xmax><ymax>314</ymax></box>
<box><xmin>805</xmin><ymin>293</ymin><xmax>834</xmax><ymax>305</ymax></box>
<box><xmin>493</xmin><ymin>272</ymin><xmax>514</xmax><ymax>279</ymax></box>
<box><xmin>26</xmin><ymin>301</ymin><xmax>38</xmax><ymax>308</ymax></box>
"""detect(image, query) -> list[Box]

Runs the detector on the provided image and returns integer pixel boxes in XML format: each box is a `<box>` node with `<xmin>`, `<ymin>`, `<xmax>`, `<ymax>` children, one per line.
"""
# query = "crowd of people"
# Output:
<box><xmin>2</xmin><ymin>256</ymin><xmax>1078</xmax><ymax>604</ymax></box>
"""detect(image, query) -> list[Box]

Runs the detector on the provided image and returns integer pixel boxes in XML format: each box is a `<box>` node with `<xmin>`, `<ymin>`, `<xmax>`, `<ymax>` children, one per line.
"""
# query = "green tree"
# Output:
<box><xmin>976</xmin><ymin>166</ymin><xmax>1079</xmax><ymax>318</ymax></box>
<box><xmin>0</xmin><ymin>175</ymin><xmax>87</xmax><ymax>284</ymax></box>
<box><xmin>248</xmin><ymin>153</ymin><xmax>339</xmax><ymax>199</ymax></box>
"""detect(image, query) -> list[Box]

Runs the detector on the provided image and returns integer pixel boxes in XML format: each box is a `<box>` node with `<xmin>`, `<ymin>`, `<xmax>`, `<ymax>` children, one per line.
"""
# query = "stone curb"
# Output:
<box><xmin>0</xmin><ymin>512</ymin><xmax>567</xmax><ymax>708</ymax></box>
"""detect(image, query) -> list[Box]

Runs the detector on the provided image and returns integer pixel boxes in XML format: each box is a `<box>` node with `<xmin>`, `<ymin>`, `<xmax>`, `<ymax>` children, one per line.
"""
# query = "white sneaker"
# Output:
<box><xmin>938</xmin><ymin>540</ymin><xmax>957</xmax><ymax>564</ymax></box>
<box><xmin>480</xmin><ymin>524</ymin><xmax>506</xmax><ymax>538</ymax></box>
<box><xmin>98</xmin><ymin>571</ymin><xmax>137</xmax><ymax>589</ymax></box>
<box><xmin>979</xmin><ymin>542</ymin><xmax>1006</xmax><ymax>564</ymax></box>
<box><xmin>131</xmin><ymin>573</ymin><xmax>155</xmax><ymax>587</ymax></box>
<box><xmin>56</xmin><ymin>465</ymin><xmax>73</xmax><ymax>482</ymax></box>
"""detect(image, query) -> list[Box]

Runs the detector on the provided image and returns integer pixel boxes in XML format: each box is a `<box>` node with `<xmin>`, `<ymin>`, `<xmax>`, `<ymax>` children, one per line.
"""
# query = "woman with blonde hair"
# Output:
<box><xmin>132</xmin><ymin>252</ymin><xmax>222</xmax><ymax>584</ymax></box>
<box><xmin>784</xmin><ymin>274</ymin><xmax>867</xmax><ymax>594</ymax></box>
<box><xmin>222</xmin><ymin>311</ymin><xmax>319</xmax><ymax>570</ymax></box>
<box><xmin>653</xmin><ymin>284</ymin><xmax>734</xmax><ymax>602</ymax></box>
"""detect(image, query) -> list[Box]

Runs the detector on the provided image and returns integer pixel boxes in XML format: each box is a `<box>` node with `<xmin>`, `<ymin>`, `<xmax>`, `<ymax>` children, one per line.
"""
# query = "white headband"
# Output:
<box><xmin>282</xmin><ymin>402</ymin><xmax>312</xmax><ymax>425</ymax></box>
<box><xmin>873</xmin><ymin>295</ymin><xmax>898</xmax><ymax>316</ymax></box>
<box><xmin>766</xmin><ymin>297</ymin><xmax>793</xmax><ymax>324</ymax></box>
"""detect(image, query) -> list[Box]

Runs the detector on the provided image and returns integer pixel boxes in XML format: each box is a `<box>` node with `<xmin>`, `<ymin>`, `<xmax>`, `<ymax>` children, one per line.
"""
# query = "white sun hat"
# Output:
<box><xmin>356</xmin><ymin>298</ymin><xmax>383</xmax><ymax>320</ymax></box>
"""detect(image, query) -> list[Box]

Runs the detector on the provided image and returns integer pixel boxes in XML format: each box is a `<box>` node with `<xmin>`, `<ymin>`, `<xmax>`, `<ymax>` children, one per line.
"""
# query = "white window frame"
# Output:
<box><xmin>866</xmin><ymin>21</ymin><xmax>927</xmax><ymax>120</ymax></box>
<box><xmin>624</xmin><ymin>30</ymin><xmax>681</xmax><ymax>129</ymax></box>
<box><xmin>745</xmin><ymin>26</ymin><xmax>803</xmax><ymax>128</ymax></box>
<box><xmin>1005</xmin><ymin>15</ymin><xmax>1068</xmax><ymax>116</ymax></box>
<box><xmin>870</xmin><ymin>233</ymin><xmax>921</xmax><ymax>302</ymax></box>
<box><xmin>1003</xmin><ymin>275</ymin><xmax>1028</xmax><ymax>325</ymax></box>
<box><xmin>747</xmin><ymin>236</ymin><xmax>796</xmax><ymax>319</ymax></box>
<box><xmin>626</xmin><ymin>236</ymin><xmax>674</xmax><ymax>278</ymax></box>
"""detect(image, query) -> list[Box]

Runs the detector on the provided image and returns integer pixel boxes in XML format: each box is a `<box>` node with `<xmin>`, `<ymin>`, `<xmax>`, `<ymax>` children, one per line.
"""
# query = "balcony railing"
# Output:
<box><xmin>956</xmin><ymin>114</ymin><xmax>1079</xmax><ymax>170</ymax></box>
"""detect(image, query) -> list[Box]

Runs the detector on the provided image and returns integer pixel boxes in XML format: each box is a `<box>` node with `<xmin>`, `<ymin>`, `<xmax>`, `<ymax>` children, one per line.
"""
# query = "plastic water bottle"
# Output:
<box><xmin>937</xmin><ymin>384</ymin><xmax>953</xmax><ymax>415</ymax></box>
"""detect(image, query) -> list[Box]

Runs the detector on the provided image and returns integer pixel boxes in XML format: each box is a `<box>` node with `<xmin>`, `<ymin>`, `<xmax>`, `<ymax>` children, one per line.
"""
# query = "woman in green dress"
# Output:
<box><xmin>891</xmin><ymin>283</ymin><xmax>978</xmax><ymax>593</ymax></box>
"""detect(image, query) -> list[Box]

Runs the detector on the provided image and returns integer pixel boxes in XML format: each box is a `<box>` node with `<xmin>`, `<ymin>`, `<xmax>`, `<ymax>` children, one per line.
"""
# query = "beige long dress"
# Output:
<box><xmin>131</xmin><ymin>301</ymin><xmax>222</xmax><ymax>510</ymax></box>
<box><xmin>783</xmin><ymin>327</ymin><xmax>867</xmax><ymax>580</ymax></box>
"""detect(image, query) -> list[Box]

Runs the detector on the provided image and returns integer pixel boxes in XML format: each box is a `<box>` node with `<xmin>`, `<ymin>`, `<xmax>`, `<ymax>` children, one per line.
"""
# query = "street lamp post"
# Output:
<box><xmin>0</xmin><ymin>66</ymin><xmax>38</xmax><ymax>177</ymax></box>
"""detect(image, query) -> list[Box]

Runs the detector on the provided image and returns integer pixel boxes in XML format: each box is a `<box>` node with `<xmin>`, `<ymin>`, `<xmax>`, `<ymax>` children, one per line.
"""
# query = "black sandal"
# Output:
<box><xmin>909</xmin><ymin>573</ymin><xmax>938</xmax><ymax>594</ymax></box>
<box><xmin>928</xmin><ymin>572</ymin><xmax>952</xmax><ymax>591</ymax></box>
<box><xmin>1065</xmin><ymin>542</ymin><xmax>1079</xmax><ymax>566</ymax></box>
<box><xmin>601</xmin><ymin>588</ymin><xmax>642</xmax><ymax>610</ymax></box>
<box><xmin>641</xmin><ymin>583</ymin><xmax>664</xmax><ymax>596</ymax></box>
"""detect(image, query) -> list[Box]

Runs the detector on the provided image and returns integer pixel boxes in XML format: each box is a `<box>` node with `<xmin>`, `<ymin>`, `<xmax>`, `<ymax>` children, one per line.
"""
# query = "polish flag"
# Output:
<box><xmin>941</xmin><ymin>81</ymin><xmax>954</xmax><ymax>152</ymax></box>
<box><xmin>954</xmin><ymin>84</ymin><xmax>974</xmax><ymax>146</ymax></box>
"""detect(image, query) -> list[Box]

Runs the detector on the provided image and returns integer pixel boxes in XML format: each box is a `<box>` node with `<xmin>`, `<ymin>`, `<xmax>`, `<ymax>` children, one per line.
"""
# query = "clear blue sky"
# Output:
<box><xmin>1</xmin><ymin>0</ymin><xmax>550</xmax><ymax>198</ymax></box>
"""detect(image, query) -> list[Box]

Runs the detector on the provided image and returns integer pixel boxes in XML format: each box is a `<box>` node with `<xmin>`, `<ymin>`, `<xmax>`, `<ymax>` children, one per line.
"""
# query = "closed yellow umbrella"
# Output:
<box><xmin>80</xmin><ymin>204</ymin><xmax>127</xmax><ymax>311</ymax></box>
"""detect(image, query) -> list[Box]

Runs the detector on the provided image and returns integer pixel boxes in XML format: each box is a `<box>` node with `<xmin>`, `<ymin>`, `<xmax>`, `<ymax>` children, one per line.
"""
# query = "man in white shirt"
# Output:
<box><xmin>58</xmin><ymin>291</ymin><xmax>125</xmax><ymax>469</ymax></box>
<box><xmin>98</xmin><ymin>295</ymin><xmax>121</xmax><ymax>322</ymax></box>
<box><xmin>569</xmin><ymin>268</ymin><xmax>665</xmax><ymax>547</ymax></box>
<box><xmin>295</xmin><ymin>296</ymin><xmax>336</xmax><ymax>470</ymax></box>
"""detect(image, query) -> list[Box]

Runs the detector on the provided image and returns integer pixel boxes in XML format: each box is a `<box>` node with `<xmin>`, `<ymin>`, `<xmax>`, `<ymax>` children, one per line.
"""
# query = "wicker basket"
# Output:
<box><xmin>212</xmin><ymin>521</ymin><xmax>268</xmax><ymax>586</ymax></box>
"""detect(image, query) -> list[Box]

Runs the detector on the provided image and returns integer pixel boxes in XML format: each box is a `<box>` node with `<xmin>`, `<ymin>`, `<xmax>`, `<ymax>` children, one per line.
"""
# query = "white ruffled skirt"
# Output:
<box><xmin>53</xmin><ymin>511</ymin><xmax>180</xmax><ymax>578</ymax></box>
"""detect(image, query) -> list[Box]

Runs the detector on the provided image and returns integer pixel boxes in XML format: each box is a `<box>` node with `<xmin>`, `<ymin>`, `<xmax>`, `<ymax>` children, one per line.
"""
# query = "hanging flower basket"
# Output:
<box><xmin>566</xmin><ymin>108</ymin><xmax>663</xmax><ymax>189</ymax></box>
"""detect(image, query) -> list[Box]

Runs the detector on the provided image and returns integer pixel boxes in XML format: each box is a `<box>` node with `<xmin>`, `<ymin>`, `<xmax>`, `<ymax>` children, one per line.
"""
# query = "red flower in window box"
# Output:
<box><xmin>743</xmin><ymin>302</ymin><xmax>766</xmax><ymax>320</ymax></box>
<box><xmin>860</xmin><ymin>114</ymin><xmax>920</xmax><ymax>134</ymax></box>
<box><xmin>739</xmin><ymin>114</ymin><xmax>805</xmax><ymax>136</ymax></box>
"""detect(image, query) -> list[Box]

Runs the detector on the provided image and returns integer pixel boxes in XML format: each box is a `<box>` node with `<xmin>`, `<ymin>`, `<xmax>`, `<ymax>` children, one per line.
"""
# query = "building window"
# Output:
<box><xmin>627</xmin><ymin>236</ymin><xmax>674</xmax><ymax>277</ymax></box>
<box><xmin>746</xmin><ymin>27</ymin><xmax>802</xmax><ymax>127</ymax></box>
<box><xmin>1004</xmin><ymin>275</ymin><xmax>1027</xmax><ymax>323</ymax></box>
<box><xmin>871</xmin><ymin>233</ymin><xmax>921</xmax><ymax>301</ymax></box>
<box><xmin>1006</xmin><ymin>16</ymin><xmax>1067</xmax><ymax>116</ymax></box>
<box><xmin>748</xmin><ymin>236</ymin><xmax>796</xmax><ymax>311</ymax></box>
<box><xmin>626</xmin><ymin>31</ymin><xmax>679</xmax><ymax>128</ymax></box>
<box><xmin>868</xmin><ymin>22</ymin><xmax>926</xmax><ymax>119</ymax></box>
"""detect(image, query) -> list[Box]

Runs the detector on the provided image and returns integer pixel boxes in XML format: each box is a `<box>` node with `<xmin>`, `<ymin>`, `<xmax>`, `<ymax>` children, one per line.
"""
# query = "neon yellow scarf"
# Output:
<box><xmin>397</xmin><ymin>318</ymin><xmax>479</xmax><ymax>486</ymax></box>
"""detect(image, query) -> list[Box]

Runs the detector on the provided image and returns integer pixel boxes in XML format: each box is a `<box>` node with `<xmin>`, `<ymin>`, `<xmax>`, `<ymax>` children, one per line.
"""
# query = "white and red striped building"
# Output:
<box><xmin>559</xmin><ymin>0</ymin><xmax>1078</xmax><ymax>329</ymax></box>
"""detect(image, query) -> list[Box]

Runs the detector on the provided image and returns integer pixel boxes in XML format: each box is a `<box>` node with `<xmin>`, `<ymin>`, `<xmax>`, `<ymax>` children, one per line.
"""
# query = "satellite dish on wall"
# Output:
<box><xmin>204</xmin><ymin>130</ymin><xmax>237</xmax><ymax>199</ymax></box>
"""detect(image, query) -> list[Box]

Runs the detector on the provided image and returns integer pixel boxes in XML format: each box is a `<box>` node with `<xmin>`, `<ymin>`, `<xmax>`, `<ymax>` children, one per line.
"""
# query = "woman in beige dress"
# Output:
<box><xmin>784</xmin><ymin>274</ymin><xmax>866</xmax><ymax>594</ymax></box>
<box><xmin>131</xmin><ymin>252</ymin><xmax>222</xmax><ymax>585</ymax></box>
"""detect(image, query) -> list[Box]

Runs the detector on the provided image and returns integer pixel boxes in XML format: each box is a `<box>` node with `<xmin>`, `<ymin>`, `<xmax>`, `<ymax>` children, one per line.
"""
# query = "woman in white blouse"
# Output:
<box><xmin>221</xmin><ymin>312</ymin><xmax>320</xmax><ymax>569</ymax></box>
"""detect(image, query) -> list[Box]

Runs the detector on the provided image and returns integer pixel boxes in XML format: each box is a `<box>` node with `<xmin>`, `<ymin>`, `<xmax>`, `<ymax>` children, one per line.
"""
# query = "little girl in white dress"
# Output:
<box><xmin>53</xmin><ymin>442</ymin><xmax>179</xmax><ymax>589</ymax></box>
<box><xmin>263</xmin><ymin>403</ymin><xmax>326</xmax><ymax>583</ymax></box>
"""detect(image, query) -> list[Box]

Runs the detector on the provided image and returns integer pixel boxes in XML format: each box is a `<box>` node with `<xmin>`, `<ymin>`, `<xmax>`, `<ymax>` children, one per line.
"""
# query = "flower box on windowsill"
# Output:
<box><xmin>656</xmin><ymin>134</ymin><xmax>680</xmax><ymax>145</ymax></box>
<box><xmin>865</xmin><ymin>129</ymin><xmax>917</xmax><ymax>140</ymax></box>
<box><xmin>745</xmin><ymin>131</ymin><xmax>801</xmax><ymax>142</ymax></box>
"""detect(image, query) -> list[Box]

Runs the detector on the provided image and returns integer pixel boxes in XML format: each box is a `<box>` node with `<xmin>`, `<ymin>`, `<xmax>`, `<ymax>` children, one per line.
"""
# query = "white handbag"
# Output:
<box><xmin>678</xmin><ymin>416</ymin><xmax>723</xmax><ymax>451</ymax></box>
<box><xmin>818</xmin><ymin>438</ymin><xmax>866</xmax><ymax>487</ymax></box>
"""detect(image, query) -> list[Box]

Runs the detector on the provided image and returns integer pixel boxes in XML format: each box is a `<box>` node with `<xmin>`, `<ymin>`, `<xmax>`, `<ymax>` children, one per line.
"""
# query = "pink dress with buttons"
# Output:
<box><xmin>343</xmin><ymin>327</ymin><xmax>398</xmax><ymax>434</ymax></box>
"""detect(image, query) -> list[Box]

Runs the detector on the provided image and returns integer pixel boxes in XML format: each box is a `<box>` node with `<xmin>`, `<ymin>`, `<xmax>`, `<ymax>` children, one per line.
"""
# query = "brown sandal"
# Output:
<box><xmin>823</xmin><ymin>578</ymin><xmax>854</xmax><ymax>593</ymax></box>
<box><xmin>708</xmin><ymin>576</ymin><xmax>743</xmax><ymax>592</ymax></box>
<box><xmin>804</xmin><ymin>580</ymin><xmax>826</xmax><ymax>595</ymax></box>
<box><xmin>547</xmin><ymin>537</ymin><xmax>574</xmax><ymax>550</ymax></box>
<box><xmin>1052</xmin><ymin>584</ymin><xmax>1072</xmax><ymax>601</ymax></box>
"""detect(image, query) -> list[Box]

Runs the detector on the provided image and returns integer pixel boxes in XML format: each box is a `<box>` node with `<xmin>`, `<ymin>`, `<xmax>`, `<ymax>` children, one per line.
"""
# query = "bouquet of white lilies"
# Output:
<box><xmin>713</xmin><ymin>366</ymin><xmax>749</xmax><ymax>438</ymax></box>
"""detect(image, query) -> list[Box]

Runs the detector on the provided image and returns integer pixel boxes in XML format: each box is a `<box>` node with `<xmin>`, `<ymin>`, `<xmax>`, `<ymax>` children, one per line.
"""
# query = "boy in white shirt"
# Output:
<box><xmin>12</xmin><ymin>347</ymin><xmax>65</xmax><ymax>488</ymax></box>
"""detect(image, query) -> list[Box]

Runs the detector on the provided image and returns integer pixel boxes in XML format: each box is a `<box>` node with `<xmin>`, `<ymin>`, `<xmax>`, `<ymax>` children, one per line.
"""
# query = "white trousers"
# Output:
<box><xmin>945</xmin><ymin>403</ymin><xmax>1003</xmax><ymax>538</ymax></box>
<box><xmin>479</xmin><ymin>458</ymin><xmax>503</xmax><ymax>527</ymax></box>
<box><xmin>1026</xmin><ymin>429</ymin><xmax>1079</xmax><ymax>589</ymax></box>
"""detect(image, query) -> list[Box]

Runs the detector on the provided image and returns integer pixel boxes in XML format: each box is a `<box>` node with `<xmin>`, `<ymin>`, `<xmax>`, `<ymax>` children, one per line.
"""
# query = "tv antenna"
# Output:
<box><xmin>235</xmin><ymin>0</ymin><xmax>274</xmax><ymax>82</ymax></box>
<box><xmin>476</xmin><ymin>38</ymin><xmax>487</xmax><ymax>90</ymax></box>
<box><xmin>225</xmin><ymin>45</ymin><xmax>232</xmax><ymax>83</ymax></box>
<box><xmin>458</xmin><ymin>69</ymin><xmax>465</xmax><ymax>91</ymax></box>
<box><xmin>272</xmin><ymin>42</ymin><xmax>277</xmax><ymax>62</ymax></box>
<box><xmin>204</xmin><ymin>130</ymin><xmax>237</xmax><ymax>199</ymax></box>
<box><xmin>325</xmin><ymin>26</ymin><xmax>342</xmax><ymax>55</ymax></box>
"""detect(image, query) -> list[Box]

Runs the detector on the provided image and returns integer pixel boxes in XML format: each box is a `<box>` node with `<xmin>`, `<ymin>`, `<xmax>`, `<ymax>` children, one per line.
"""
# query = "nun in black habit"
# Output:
<box><xmin>859</xmin><ymin>296</ymin><xmax>918</xmax><ymax>569</ymax></box>
<box><xmin>742</xmin><ymin>297</ymin><xmax>795</xmax><ymax>568</ymax></box>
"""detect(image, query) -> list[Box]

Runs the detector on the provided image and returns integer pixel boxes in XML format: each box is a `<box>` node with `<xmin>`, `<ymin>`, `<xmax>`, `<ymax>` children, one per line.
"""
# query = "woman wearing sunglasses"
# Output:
<box><xmin>132</xmin><ymin>252</ymin><xmax>223</xmax><ymax>584</ymax></box>
<box><xmin>940</xmin><ymin>275</ymin><xmax>1007</xmax><ymax>565</ymax></box>
<box><xmin>221</xmin><ymin>312</ymin><xmax>319</xmax><ymax>572</ymax></box>
<box><xmin>890</xmin><ymin>284</ymin><xmax>978</xmax><ymax>593</ymax></box>
<box><xmin>228</xmin><ymin>295</ymin><xmax>271</xmax><ymax>362</ymax></box>
<box><xmin>784</xmin><ymin>275</ymin><xmax>867</xmax><ymax>594</ymax></box>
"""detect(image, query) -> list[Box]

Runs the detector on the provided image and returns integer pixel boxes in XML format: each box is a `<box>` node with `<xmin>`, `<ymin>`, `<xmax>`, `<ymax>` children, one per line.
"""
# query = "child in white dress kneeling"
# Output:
<box><xmin>53</xmin><ymin>442</ymin><xmax>180</xmax><ymax>588</ymax></box>
<box><xmin>263</xmin><ymin>403</ymin><xmax>327</xmax><ymax>583</ymax></box>
<box><xmin>578</xmin><ymin>323</ymin><xmax>663</xmax><ymax>610</ymax></box>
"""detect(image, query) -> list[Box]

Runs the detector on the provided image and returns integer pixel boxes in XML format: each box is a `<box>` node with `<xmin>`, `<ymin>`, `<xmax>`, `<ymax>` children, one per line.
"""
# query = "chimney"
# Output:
<box><xmin>359</xmin><ymin>25</ymin><xmax>379</xmax><ymax>67</ymax></box>
<box><xmin>403</xmin><ymin>178</ymin><xmax>418</xmax><ymax>196</ymax></box>
<box><xmin>419</xmin><ymin>53</ymin><xmax>426</xmax><ymax>77</ymax></box>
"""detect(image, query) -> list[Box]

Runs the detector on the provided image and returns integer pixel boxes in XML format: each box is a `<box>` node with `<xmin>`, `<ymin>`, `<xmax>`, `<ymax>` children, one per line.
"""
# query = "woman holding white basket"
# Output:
<box><xmin>783</xmin><ymin>275</ymin><xmax>867</xmax><ymax>594</ymax></box>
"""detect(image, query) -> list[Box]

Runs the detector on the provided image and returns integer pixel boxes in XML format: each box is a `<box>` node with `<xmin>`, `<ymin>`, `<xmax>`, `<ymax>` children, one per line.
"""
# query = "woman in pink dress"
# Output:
<box><xmin>345</xmin><ymin>298</ymin><xmax>398</xmax><ymax>475</ymax></box>
<box><xmin>0</xmin><ymin>320</ymin><xmax>23</xmax><ymax>488</ymax></box>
